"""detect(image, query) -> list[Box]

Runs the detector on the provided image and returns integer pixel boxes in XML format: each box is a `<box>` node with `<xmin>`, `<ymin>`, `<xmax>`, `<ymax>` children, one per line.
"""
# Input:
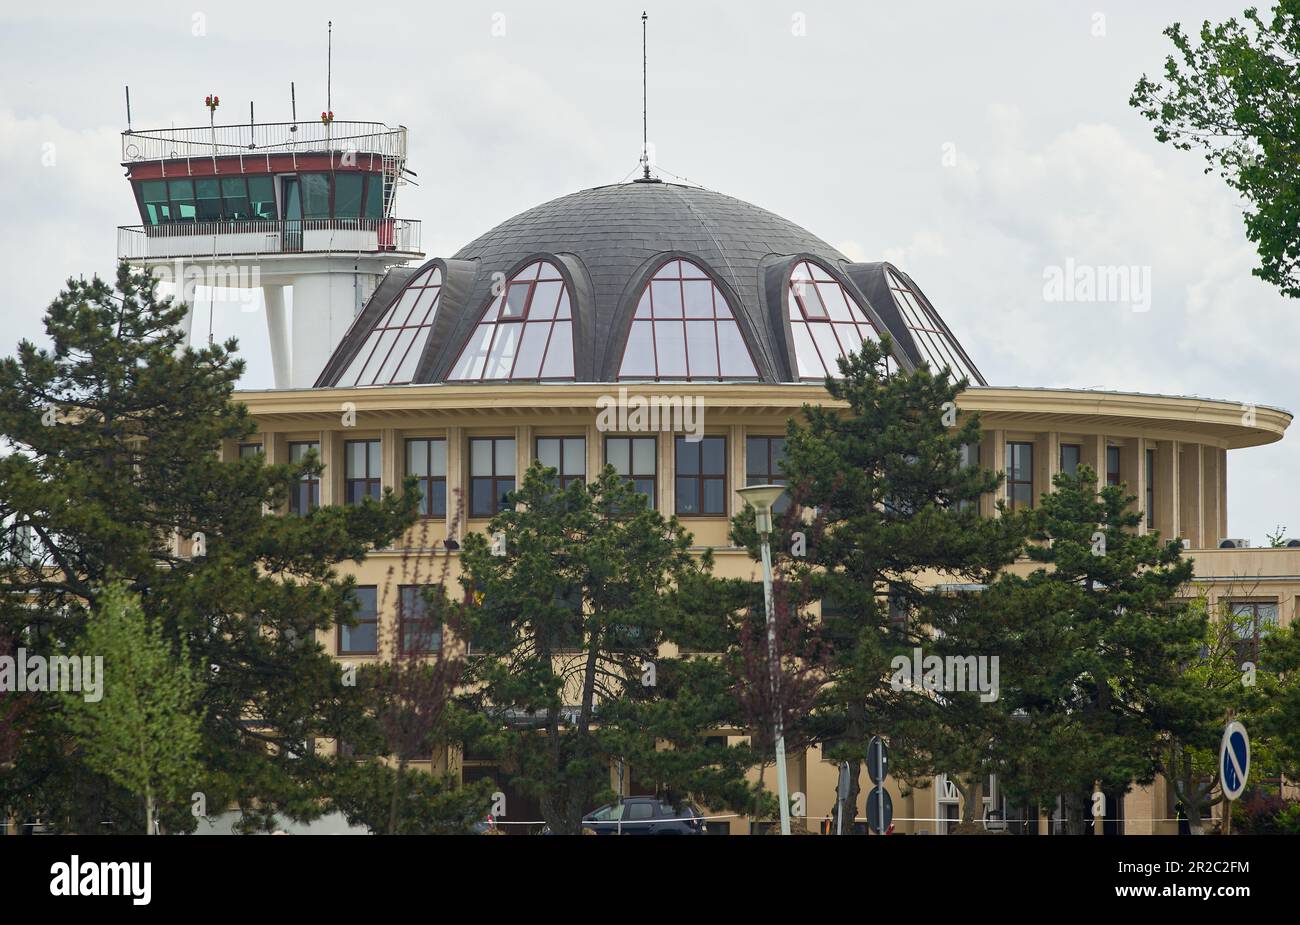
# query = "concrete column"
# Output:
<box><xmin>1203</xmin><ymin>447</ymin><xmax>1222</xmax><ymax>547</ymax></box>
<box><xmin>290</xmin><ymin>272</ymin><xmax>358</xmax><ymax>388</ymax></box>
<box><xmin>1218</xmin><ymin>448</ymin><xmax>1229</xmax><ymax>541</ymax></box>
<box><xmin>984</xmin><ymin>429</ymin><xmax>1005</xmax><ymax>514</ymax></box>
<box><xmin>1034</xmin><ymin>431</ymin><xmax>1055</xmax><ymax>501</ymax></box>
<box><xmin>729</xmin><ymin>424</ymin><xmax>745</xmax><ymax>518</ymax></box>
<box><xmin>1118</xmin><ymin>439</ymin><xmax>1140</xmax><ymax>521</ymax></box>
<box><xmin>445</xmin><ymin>425</ymin><xmax>463</xmax><ymax>538</ymax></box>
<box><xmin>382</xmin><ymin>427</ymin><xmax>399</xmax><ymax>494</ymax></box>
<box><xmin>1155</xmin><ymin>440</ymin><xmax>1180</xmax><ymax>542</ymax></box>
<box><xmin>658</xmin><ymin>433</ymin><xmax>673</xmax><ymax>516</ymax></box>
<box><xmin>1045</xmin><ymin>431</ymin><xmax>1061</xmax><ymax>493</ymax></box>
<box><xmin>586</xmin><ymin>421</ymin><xmax>602</xmax><ymax>485</ymax></box>
<box><xmin>1133</xmin><ymin>437</ymin><xmax>1148</xmax><ymax>534</ymax></box>
<box><xmin>1084</xmin><ymin>434</ymin><xmax>1107</xmax><ymax>488</ymax></box>
<box><xmin>1179</xmin><ymin>444</ymin><xmax>1204</xmax><ymax>548</ymax></box>
<box><xmin>263</xmin><ymin>284</ymin><xmax>291</xmax><ymax>389</ymax></box>
<box><xmin>515</xmin><ymin>425</ymin><xmax>533</xmax><ymax>492</ymax></box>
<box><xmin>319</xmin><ymin>429</ymin><xmax>339</xmax><ymax>506</ymax></box>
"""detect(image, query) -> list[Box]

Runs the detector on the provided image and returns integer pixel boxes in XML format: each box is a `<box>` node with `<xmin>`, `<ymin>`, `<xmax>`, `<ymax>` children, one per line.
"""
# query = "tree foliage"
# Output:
<box><xmin>1132</xmin><ymin>2</ymin><xmax>1300</xmax><ymax>297</ymax></box>
<box><xmin>0</xmin><ymin>264</ymin><xmax>416</xmax><ymax>832</ymax></box>
<box><xmin>60</xmin><ymin>581</ymin><xmax>204</xmax><ymax>833</ymax></box>
<box><xmin>450</xmin><ymin>463</ymin><xmax>759</xmax><ymax>835</ymax></box>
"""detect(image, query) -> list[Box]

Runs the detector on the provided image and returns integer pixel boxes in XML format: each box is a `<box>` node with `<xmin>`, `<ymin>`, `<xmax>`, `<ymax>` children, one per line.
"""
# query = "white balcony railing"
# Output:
<box><xmin>117</xmin><ymin>218</ymin><xmax>422</xmax><ymax>261</ymax></box>
<box><xmin>121</xmin><ymin>121</ymin><xmax>406</xmax><ymax>163</ymax></box>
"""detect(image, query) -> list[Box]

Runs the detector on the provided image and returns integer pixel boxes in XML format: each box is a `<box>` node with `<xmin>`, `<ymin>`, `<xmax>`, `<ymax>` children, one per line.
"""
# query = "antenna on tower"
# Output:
<box><xmin>290</xmin><ymin>82</ymin><xmax>298</xmax><ymax>133</ymax></box>
<box><xmin>327</xmin><ymin>21</ymin><xmax>333</xmax><ymax>114</ymax></box>
<box><xmin>124</xmin><ymin>86</ymin><xmax>132</xmax><ymax>131</ymax></box>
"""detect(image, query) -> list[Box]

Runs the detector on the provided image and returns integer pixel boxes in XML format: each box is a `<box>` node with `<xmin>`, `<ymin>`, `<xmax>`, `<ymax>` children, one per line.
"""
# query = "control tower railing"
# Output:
<box><xmin>117</xmin><ymin>217</ymin><xmax>422</xmax><ymax>261</ymax></box>
<box><xmin>121</xmin><ymin>121</ymin><xmax>406</xmax><ymax>162</ymax></box>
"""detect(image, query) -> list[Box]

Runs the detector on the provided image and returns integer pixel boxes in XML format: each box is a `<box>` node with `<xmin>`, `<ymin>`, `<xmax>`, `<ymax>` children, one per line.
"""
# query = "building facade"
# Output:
<box><xmin>120</xmin><ymin>124</ymin><xmax>1294</xmax><ymax>833</ymax></box>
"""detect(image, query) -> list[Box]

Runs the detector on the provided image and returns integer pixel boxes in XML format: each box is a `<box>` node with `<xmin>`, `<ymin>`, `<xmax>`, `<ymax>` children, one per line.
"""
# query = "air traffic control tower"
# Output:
<box><xmin>118</xmin><ymin>113</ymin><xmax>422</xmax><ymax>388</ymax></box>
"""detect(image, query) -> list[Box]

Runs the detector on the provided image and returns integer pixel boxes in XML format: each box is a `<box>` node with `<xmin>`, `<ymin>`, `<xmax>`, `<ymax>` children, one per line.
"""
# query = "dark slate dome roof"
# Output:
<box><xmin>317</xmin><ymin>180</ymin><xmax>984</xmax><ymax>387</ymax></box>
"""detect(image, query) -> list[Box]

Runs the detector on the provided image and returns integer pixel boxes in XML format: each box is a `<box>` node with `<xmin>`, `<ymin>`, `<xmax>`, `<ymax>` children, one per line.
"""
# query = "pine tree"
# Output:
<box><xmin>60</xmin><ymin>582</ymin><xmax>204</xmax><ymax>834</ymax></box>
<box><xmin>0</xmin><ymin>264</ymin><xmax>417</xmax><ymax>832</ymax></box>
<box><xmin>769</xmin><ymin>337</ymin><xmax>1026</xmax><ymax>833</ymax></box>
<box><xmin>450</xmin><ymin>463</ymin><xmax>759</xmax><ymax>835</ymax></box>
<box><xmin>987</xmin><ymin>466</ymin><xmax>1203</xmax><ymax>834</ymax></box>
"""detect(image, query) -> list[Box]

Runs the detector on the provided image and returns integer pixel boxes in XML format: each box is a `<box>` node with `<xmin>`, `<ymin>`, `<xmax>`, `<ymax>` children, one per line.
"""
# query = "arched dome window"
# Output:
<box><xmin>618</xmin><ymin>259</ymin><xmax>758</xmax><ymax>380</ymax></box>
<box><xmin>340</xmin><ymin>266</ymin><xmax>443</xmax><ymax>386</ymax></box>
<box><xmin>449</xmin><ymin>260</ymin><xmax>575</xmax><ymax>381</ymax></box>
<box><xmin>884</xmin><ymin>267</ymin><xmax>984</xmax><ymax>384</ymax></box>
<box><xmin>786</xmin><ymin>260</ymin><xmax>881</xmax><ymax>379</ymax></box>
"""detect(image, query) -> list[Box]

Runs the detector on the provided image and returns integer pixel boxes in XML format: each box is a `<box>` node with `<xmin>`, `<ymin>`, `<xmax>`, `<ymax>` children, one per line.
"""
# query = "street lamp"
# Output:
<box><xmin>736</xmin><ymin>483</ymin><xmax>791</xmax><ymax>836</ymax></box>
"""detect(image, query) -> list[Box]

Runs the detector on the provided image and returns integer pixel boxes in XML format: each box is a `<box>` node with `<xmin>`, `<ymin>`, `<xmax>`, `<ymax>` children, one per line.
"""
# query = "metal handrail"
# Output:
<box><xmin>121</xmin><ymin>121</ymin><xmax>407</xmax><ymax>162</ymax></box>
<box><xmin>116</xmin><ymin>217</ymin><xmax>422</xmax><ymax>260</ymax></box>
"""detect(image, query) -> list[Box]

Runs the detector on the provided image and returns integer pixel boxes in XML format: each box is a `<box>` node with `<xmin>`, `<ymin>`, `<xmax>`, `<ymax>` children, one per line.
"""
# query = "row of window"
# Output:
<box><xmin>136</xmin><ymin>172</ymin><xmax>386</xmax><ymax>225</ymax></box>
<box><xmin>1010</xmin><ymin>442</ymin><xmax>1158</xmax><ymax>527</ymax></box>
<box><xmin>342</xmin><ymin>255</ymin><xmax>890</xmax><ymax>387</ymax></box>
<box><xmin>251</xmin><ymin>435</ymin><xmax>789</xmax><ymax>520</ymax></box>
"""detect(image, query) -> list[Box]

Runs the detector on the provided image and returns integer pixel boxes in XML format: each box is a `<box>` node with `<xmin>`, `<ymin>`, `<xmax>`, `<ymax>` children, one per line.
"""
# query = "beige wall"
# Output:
<box><xmin>233</xmin><ymin>385</ymin><xmax>1295</xmax><ymax>833</ymax></box>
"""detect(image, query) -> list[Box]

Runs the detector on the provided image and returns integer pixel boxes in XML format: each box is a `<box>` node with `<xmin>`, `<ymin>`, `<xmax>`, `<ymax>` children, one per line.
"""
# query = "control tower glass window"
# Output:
<box><xmin>334</xmin><ymin>174</ymin><xmax>364</xmax><ymax>218</ymax></box>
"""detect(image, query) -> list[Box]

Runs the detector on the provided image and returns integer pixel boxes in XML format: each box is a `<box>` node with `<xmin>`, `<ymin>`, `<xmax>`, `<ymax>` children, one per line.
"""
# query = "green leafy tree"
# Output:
<box><xmin>451</xmin><ymin>463</ymin><xmax>759</xmax><ymax>835</ymax></box>
<box><xmin>987</xmin><ymin>467</ymin><xmax>1203</xmax><ymax>834</ymax></box>
<box><xmin>1156</xmin><ymin>594</ymin><xmax>1274</xmax><ymax>834</ymax></box>
<box><xmin>60</xmin><ymin>582</ymin><xmax>204</xmax><ymax>833</ymax></box>
<box><xmin>1131</xmin><ymin>2</ymin><xmax>1300</xmax><ymax>297</ymax></box>
<box><xmin>763</xmin><ymin>338</ymin><xmax>1026</xmax><ymax>833</ymax></box>
<box><xmin>0</xmin><ymin>264</ymin><xmax>417</xmax><ymax>832</ymax></box>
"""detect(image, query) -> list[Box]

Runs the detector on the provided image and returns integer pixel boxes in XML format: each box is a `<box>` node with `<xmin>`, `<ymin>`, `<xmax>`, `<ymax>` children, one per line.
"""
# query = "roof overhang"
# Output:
<box><xmin>233</xmin><ymin>382</ymin><xmax>1290</xmax><ymax>449</ymax></box>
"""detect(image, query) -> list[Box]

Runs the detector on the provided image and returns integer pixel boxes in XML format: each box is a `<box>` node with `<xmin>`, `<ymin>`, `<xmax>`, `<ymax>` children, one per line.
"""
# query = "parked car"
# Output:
<box><xmin>581</xmin><ymin>797</ymin><xmax>708</xmax><ymax>835</ymax></box>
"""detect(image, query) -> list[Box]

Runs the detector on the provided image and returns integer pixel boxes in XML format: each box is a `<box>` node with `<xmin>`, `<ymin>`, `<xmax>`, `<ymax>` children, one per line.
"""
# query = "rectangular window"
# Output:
<box><xmin>339</xmin><ymin>586</ymin><xmax>378</xmax><ymax>655</ymax></box>
<box><xmin>536</xmin><ymin>436</ymin><xmax>586</xmax><ymax>489</ymax></box>
<box><xmin>469</xmin><ymin>437</ymin><xmax>516</xmax><ymax>517</ymax></box>
<box><xmin>675</xmin><ymin>435</ymin><xmax>727</xmax><ymax>516</ymax></box>
<box><xmin>140</xmin><ymin>180</ymin><xmax>170</xmax><ymax>224</ymax></box>
<box><xmin>605</xmin><ymin>436</ymin><xmax>657</xmax><ymax>508</ymax></box>
<box><xmin>406</xmin><ymin>438</ymin><xmax>447</xmax><ymax>517</ymax></box>
<box><xmin>1106</xmin><ymin>446</ymin><xmax>1122</xmax><ymax>486</ymax></box>
<box><xmin>195</xmin><ymin>177</ymin><xmax>223</xmax><ymax>221</ymax></box>
<box><xmin>1005</xmin><ymin>441</ymin><xmax>1034</xmax><ymax>510</ymax></box>
<box><xmin>1230</xmin><ymin>601</ymin><xmax>1278</xmax><ymax>664</ymax></box>
<box><xmin>1060</xmin><ymin>444</ymin><xmax>1082</xmax><ymax>477</ymax></box>
<box><xmin>238</xmin><ymin>442</ymin><xmax>264</xmax><ymax>461</ymax></box>
<box><xmin>399</xmin><ymin>586</ymin><xmax>441</xmax><ymax>654</ymax></box>
<box><xmin>248</xmin><ymin>175</ymin><xmax>277</xmax><ymax>220</ymax></box>
<box><xmin>334</xmin><ymin>173</ymin><xmax>364</xmax><ymax>218</ymax></box>
<box><xmin>301</xmin><ymin>173</ymin><xmax>331</xmax><ymax>219</ymax></box>
<box><xmin>220</xmin><ymin>176</ymin><xmax>251</xmax><ymax>220</ymax></box>
<box><xmin>345</xmin><ymin>439</ymin><xmax>382</xmax><ymax>505</ymax></box>
<box><xmin>746</xmin><ymin>435</ymin><xmax>789</xmax><ymax>514</ymax></box>
<box><xmin>167</xmin><ymin>178</ymin><xmax>196</xmax><ymax>221</ymax></box>
<box><xmin>288</xmin><ymin>441</ymin><xmax>320</xmax><ymax>514</ymax></box>
<box><xmin>364</xmin><ymin>175</ymin><xmax>385</xmax><ymax>219</ymax></box>
<box><xmin>1145</xmin><ymin>448</ymin><xmax>1155</xmax><ymax>529</ymax></box>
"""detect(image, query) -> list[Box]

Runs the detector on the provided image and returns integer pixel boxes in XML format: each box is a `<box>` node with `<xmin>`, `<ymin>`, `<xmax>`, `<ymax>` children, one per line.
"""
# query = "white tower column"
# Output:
<box><xmin>262</xmin><ymin>284</ymin><xmax>291</xmax><ymax>390</ymax></box>
<box><xmin>290</xmin><ymin>271</ymin><xmax>361</xmax><ymax>388</ymax></box>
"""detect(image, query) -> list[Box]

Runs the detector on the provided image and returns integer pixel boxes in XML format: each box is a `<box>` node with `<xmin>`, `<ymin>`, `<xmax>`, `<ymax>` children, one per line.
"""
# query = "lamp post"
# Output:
<box><xmin>737</xmin><ymin>483</ymin><xmax>791</xmax><ymax>836</ymax></box>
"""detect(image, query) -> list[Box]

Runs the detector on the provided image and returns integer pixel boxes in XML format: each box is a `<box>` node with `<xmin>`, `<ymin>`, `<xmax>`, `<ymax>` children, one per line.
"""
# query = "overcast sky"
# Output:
<box><xmin>1</xmin><ymin>0</ymin><xmax>1296</xmax><ymax>542</ymax></box>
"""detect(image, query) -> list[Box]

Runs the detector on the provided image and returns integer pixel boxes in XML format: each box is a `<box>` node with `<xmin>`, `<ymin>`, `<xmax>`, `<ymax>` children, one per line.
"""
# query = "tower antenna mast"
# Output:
<box><xmin>327</xmin><ymin>21</ymin><xmax>333</xmax><ymax>114</ymax></box>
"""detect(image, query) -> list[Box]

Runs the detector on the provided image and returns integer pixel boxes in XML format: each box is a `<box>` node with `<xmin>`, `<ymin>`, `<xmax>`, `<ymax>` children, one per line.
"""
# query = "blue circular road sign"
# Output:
<box><xmin>1219</xmin><ymin>721</ymin><xmax>1250</xmax><ymax>802</ymax></box>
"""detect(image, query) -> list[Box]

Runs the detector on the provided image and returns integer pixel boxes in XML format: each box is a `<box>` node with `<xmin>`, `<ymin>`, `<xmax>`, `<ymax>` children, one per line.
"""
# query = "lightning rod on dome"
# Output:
<box><xmin>637</xmin><ymin>11</ymin><xmax>659</xmax><ymax>183</ymax></box>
